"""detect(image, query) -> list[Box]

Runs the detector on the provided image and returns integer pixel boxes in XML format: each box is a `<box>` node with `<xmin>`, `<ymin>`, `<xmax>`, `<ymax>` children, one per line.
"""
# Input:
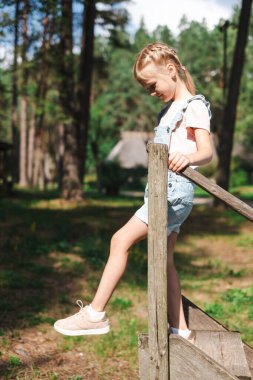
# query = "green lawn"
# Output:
<box><xmin>0</xmin><ymin>186</ymin><xmax>252</xmax><ymax>379</ymax></box>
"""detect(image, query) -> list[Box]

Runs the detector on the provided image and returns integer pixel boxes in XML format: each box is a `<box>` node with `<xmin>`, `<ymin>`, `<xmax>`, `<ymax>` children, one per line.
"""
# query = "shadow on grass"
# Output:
<box><xmin>0</xmin><ymin>188</ymin><xmax>248</xmax><ymax>331</ymax></box>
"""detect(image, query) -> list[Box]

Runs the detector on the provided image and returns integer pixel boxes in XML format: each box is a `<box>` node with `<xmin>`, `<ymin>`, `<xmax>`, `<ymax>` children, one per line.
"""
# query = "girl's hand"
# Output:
<box><xmin>168</xmin><ymin>152</ymin><xmax>190</xmax><ymax>173</ymax></box>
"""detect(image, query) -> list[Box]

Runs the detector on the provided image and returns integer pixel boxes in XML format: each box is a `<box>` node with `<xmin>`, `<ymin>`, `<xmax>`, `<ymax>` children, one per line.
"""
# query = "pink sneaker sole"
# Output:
<box><xmin>54</xmin><ymin>323</ymin><xmax>110</xmax><ymax>336</ymax></box>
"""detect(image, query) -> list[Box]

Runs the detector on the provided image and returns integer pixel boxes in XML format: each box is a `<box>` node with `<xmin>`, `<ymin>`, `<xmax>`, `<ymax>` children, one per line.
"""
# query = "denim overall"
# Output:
<box><xmin>135</xmin><ymin>94</ymin><xmax>211</xmax><ymax>235</ymax></box>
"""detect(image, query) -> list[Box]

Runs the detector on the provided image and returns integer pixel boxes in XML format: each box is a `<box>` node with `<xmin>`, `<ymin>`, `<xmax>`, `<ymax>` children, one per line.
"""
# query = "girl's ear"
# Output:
<box><xmin>166</xmin><ymin>63</ymin><xmax>176</xmax><ymax>78</ymax></box>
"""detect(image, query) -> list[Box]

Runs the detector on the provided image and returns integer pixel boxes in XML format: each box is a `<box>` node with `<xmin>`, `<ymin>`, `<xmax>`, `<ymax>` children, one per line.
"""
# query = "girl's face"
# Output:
<box><xmin>140</xmin><ymin>63</ymin><xmax>177</xmax><ymax>102</ymax></box>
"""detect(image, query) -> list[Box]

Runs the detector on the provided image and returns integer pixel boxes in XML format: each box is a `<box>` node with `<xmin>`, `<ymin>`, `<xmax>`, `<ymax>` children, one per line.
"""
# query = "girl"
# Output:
<box><xmin>54</xmin><ymin>42</ymin><xmax>213</xmax><ymax>341</ymax></box>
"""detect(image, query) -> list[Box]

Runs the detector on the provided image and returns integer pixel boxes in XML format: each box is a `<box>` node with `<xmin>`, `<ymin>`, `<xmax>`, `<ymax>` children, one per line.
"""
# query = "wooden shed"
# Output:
<box><xmin>106</xmin><ymin>131</ymin><xmax>153</xmax><ymax>169</ymax></box>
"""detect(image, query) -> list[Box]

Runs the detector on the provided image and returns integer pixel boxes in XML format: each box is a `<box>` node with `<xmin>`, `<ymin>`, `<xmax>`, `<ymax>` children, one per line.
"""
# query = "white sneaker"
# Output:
<box><xmin>54</xmin><ymin>300</ymin><xmax>110</xmax><ymax>336</ymax></box>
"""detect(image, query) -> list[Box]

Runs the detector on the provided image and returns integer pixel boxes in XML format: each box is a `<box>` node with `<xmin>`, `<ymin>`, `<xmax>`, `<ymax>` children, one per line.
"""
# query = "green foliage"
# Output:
<box><xmin>1</xmin><ymin>3</ymin><xmax>252</xmax><ymax>188</ymax></box>
<box><xmin>248</xmin><ymin>306</ymin><xmax>253</xmax><ymax>321</ymax></box>
<box><xmin>236</xmin><ymin>234</ymin><xmax>253</xmax><ymax>248</ymax></box>
<box><xmin>199</xmin><ymin>161</ymin><xmax>217</xmax><ymax>179</ymax></box>
<box><xmin>230</xmin><ymin>156</ymin><xmax>249</xmax><ymax>187</ymax></box>
<box><xmin>152</xmin><ymin>25</ymin><xmax>176</xmax><ymax>46</ymax></box>
<box><xmin>111</xmin><ymin>297</ymin><xmax>133</xmax><ymax>311</ymax></box>
<box><xmin>205</xmin><ymin>303</ymin><xmax>225</xmax><ymax>319</ymax></box>
<box><xmin>222</xmin><ymin>288</ymin><xmax>253</xmax><ymax>305</ymax></box>
<box><xmin>49</xmin><ymin>372</ymin><xmax>59</xmax><ymax>380</ymax></box>
<box><xmin>8</xmin><ymin>355</ymin><xmax>21</xmax><ymax>367</ymax></box>
<box><xmin>0</xmin><ymin>68</ymin><xmax>11</xmax><ymax>141</ymax></box>
<box><xmin>177</xmin><ymin>19</ymin><xmax>223</xmax><ymax>101</ymax></box>
<box><xmin>100</xmin><ymin>161</ymin><xmax>128</xmax><ymax>195</ymax></box>
<box><xmin>230</xmin><ymin>169</ymin><xmax>248</xmax><ymax>187</ymax></box>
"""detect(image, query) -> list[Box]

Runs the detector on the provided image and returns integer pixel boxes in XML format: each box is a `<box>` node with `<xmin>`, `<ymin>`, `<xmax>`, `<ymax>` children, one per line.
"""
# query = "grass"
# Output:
<box><xmin>204</xmin><ymin>284</ymin><xmax>253</xmax><ymax>335</ymax></box>
<box><xmin>0</xmin><ymin>184</ymin><xmax>252</xmax><ymax>379</ymax></box>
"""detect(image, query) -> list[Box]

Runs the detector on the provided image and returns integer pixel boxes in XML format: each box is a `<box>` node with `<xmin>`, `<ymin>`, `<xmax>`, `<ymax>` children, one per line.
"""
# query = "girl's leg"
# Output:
<box><xmin>167</xmin><ymin>232</ymin><xmax>188</xmax><ymax>330</ymax></box>
<box><xmin>91</xmin><ymin>216</ymin><xmax>148</xmax><ymax>312</ymax></box>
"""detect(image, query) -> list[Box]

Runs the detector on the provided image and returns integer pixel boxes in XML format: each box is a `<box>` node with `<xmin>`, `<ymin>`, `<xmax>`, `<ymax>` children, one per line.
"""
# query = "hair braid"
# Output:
<box><xmin>133</xmin><ymin>42</ymin><xmax>195</xmax><ymax>95</ymax></box>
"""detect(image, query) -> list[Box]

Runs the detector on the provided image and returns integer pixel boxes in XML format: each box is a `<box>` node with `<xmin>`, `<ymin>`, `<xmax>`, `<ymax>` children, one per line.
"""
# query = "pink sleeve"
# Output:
<box><xmin>184</xmin><ymin>100</ymin><xmax>210</xmax><ymax>132</ymax></box>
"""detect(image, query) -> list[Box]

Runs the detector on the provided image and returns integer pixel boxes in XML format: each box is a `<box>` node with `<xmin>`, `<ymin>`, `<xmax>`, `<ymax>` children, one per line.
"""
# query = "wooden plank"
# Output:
<box><xmin>182</xmin><ymin>296</ymin><xmax>227</xmax><ymax>331</ymax></box>
<box><xmin>180</xmin><ymin>166</ymin><xmax>253</xmax><ymax>222</ymax></box>
<box><xmin>194</xmin><ymin>331</ymin><xmax>251</xmax><ymax>379</ymax></box>
<box><xmin>183</xmin><ymin>296</ymin><xmax>253</xmax><ymax>379</ymax></box>
<box><xmin>138</xmin><ymin>333</ymin><xmax>150</xmax><ymax>380</ymax></box>
<box><xmin>138</xmin><ymin>333</ymin><xmax>238</xmax><ymax>380</ymax></box>
<box><xmin>170</xmin><ymin>334</ymin><xmax>238</xmax><ymax>380</ymax></box>
<box><xmin>147</xmin><ymin>143</ymin><xmax>169</xmax><ymax>379</ymax></box>
<box><xmin>244</xmin><ymin>345</ymin><xmax>253</xmax><ymax>379</ymax></box>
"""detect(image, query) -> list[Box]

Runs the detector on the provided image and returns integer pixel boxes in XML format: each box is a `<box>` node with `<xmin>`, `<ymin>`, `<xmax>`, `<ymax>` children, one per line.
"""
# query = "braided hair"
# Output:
<box><xmin>133</xmin><ymin>42</ymin><xmax>195</xmax><ymax>95</ymax></box>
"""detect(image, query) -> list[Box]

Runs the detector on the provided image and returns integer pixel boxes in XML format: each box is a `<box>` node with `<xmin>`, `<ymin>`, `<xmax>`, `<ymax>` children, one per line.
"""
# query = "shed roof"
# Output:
<box><xmin>107</xmin><ymin>131</ymin><xmax>153</xmax><ymax>169</ymax></box>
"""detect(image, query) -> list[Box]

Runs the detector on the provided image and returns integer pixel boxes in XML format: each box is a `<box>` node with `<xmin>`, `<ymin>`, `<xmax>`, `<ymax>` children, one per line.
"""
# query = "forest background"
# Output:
<box><xmin>0</xmin><ymin>0</ymin><xmax>253</xmax><ymax>200</ymax></box>
<box><xmin>0</xmin><ymin>1</ymin><xmax>253</xmax><ymax>379</ymax></box>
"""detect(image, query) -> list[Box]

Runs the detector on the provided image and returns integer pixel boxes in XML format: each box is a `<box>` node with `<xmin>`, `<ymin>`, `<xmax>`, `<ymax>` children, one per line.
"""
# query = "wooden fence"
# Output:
<box><xmin>138</xmin><ymin>143</ymin><xmax>253</xmax><ymax>380</ymax></box>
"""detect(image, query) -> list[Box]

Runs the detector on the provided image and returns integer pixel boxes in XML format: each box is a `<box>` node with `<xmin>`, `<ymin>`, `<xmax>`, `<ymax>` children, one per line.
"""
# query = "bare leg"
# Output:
<box><xmin>91</xmin><ymin>216</ymin><xmax>148</xmax><ymax>311</ymax></box>
<box><xmin>167</xmin><ymin>232</ymin><xmax>188</xmax><ymax>330</ymax></box>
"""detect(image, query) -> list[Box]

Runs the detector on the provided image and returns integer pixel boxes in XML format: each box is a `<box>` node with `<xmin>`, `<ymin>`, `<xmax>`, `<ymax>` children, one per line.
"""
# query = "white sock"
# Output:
<box><xmin>87</xmin><ymin>304</ymin><xmax>105</xmax><ymax>321</ymax></box>
<box><xmin>169</xmin><ymin>326</ymin><xmax>192</xmax><ymax>339</ymax></box>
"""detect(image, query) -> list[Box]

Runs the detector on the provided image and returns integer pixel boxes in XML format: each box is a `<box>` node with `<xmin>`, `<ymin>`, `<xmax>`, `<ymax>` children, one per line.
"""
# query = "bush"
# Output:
<box><xmin>199</xmin><ymin>161</ymin><xmax>217</xmax><ymax>178</ymax></box>
<box><xmin>230</xmin><ymin>156</ymin><xmax>249</xmax><ymax>188</ymax></box>
<box><xmin>100</xmin><ymin>161</ymin><xmax>128</xmax><ymax>196</ymax></box>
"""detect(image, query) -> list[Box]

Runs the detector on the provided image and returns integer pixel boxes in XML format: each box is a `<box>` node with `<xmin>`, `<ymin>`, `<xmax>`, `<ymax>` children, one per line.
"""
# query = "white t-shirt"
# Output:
<box><xmin>158</xmin><ymin>99</ymin><xmax>211</xmax><ymax>157</ymax></box>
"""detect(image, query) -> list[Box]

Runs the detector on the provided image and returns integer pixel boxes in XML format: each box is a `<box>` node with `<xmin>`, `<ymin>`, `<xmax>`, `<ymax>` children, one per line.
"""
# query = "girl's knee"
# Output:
<box><xmin>110</xmin><ymin>230</ymin><xmax>128</xmax><ymax>252</ymax></box>
<box><xmin>110</xmin><ymin>218</ymin><xmax>147</xmax><ymax>253</ymax></box>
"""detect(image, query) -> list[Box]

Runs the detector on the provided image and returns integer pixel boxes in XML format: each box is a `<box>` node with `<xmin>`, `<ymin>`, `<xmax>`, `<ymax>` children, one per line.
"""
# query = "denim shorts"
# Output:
<box><xmin>135</xmin><ymin>171</ymin><xmax>195</xmax><ymax>235</ymax></box>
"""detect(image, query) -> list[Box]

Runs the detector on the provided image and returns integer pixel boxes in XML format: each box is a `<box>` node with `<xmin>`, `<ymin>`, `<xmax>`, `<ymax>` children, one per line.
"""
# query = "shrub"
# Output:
<box><xmin>100</xmin><ymin>161</ymin><xmax>128</xmax><ymax>196</ymax></box>
<box><xmin>230</xmin><ymin>156</ymin><xmax>249</xmax><ymax>188</ymax></box>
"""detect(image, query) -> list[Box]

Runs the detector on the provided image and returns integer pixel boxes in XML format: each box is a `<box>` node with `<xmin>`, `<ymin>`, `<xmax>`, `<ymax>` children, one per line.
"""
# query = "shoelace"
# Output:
<box><xmin>73</xmin><ymin>300</ymin><xmax>86</xmax><ymax>318</ymax></box>
<box><xmin>76</xmin><ymin>299</ymin><xmax>84</xmax><ymax>309</ymax></box>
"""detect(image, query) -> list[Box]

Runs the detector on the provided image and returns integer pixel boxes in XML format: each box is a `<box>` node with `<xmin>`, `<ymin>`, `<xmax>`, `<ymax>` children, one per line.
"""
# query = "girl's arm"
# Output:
<box><xmin>168</xmin><ymin>129</ymin><xmax>213</xmax><ymax>173</ymax></box>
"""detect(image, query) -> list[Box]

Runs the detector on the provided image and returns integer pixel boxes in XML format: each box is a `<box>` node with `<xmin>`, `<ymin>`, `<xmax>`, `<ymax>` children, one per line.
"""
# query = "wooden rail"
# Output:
<box><xmin>181</xmin><ymin>167</ymin><xmax>253</xmax><ymax>222</ymax></box>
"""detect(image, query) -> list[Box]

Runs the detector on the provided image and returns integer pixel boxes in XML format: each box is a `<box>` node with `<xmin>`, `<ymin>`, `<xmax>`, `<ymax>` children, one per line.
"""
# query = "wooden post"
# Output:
<box><xmin>148</xmin><ymin>143</ymin><xmax>169</xmax><ymax>380</ymax></box>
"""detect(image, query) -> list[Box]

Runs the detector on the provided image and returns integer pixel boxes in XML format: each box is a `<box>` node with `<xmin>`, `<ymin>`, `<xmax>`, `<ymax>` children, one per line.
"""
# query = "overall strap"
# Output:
<box><xmin>154</xmin><ymin>94</ymin><xmax>212</xmax><ymax>153</ymax></box>
<box><xmin>157</xmin><ymin>101</ymin><xmax>172</xmax><ymax>125</ymax></box>
<box><xmin>157</xmin><ymin>94</ymin><xmax>211</xmax><ymax>131</ymax></box>
<box><xmin>169</xmin><ymin>94</ymin><xmax>212</xmax><ymax>134</ymax></box>
<box><xmin>183</xmin><ymin>94</ymin><xmax>212</xmax><ymax>119</ymax></box>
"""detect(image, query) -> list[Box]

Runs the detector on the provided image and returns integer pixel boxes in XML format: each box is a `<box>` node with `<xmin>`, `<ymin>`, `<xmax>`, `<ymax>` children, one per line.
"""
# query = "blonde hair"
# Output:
<box><xmin>133</xmin><ymin>42</ymin><xmax>195</xmax><ymax>95</ymax></box>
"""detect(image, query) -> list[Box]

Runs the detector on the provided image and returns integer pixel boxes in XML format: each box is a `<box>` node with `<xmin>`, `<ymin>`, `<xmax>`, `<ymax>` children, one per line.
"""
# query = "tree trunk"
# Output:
<box><xmin>59</xmin><ymin>0</ymin><xmax>83</xmax><ymax>200</ymax></box>
<box><xmin>44</xmin><ymin>151</ymin><xmax>51</xmax><ymax>189</ymax></box>
<box><xmin>11</xmin><ymin>0</ymin><xmax>20</xmax><ymax>183</ymax></box>
<box><xmin>19</xmin><ymin>96</ymin><xmax>27</xmax><ymax>186</ymax></box>
<box><xmin>216</xmin><ymin>0</ymin><xmax>252</xmax><ymax>191</ymax></box>
<box><xmin>62</xmin><ymin>124</ymin><xmax>83</xmax><ymax>200</ymax></box>
<box><xmin>19</xmin><ymin>0</ymin><xmax>29</xmax><ymax>187</ymax></box>
<box><xmin>32</xmin><ymin>10</ymin><xmax>49</xmax><ymax>187</ymax></box>
<box><xmin>33</xmin><ymin>134</ymin><xmax>43</xmax><ymax>188</ymax></box>
<box><xmin>27</xmin><ymin>102</ymin><xmax>36</xmax><ymax>184</ymax></box>
<box><xmin>91</xmin><ymin>139</ymin><xmax>102</xmax><ymax>193</ymax></box>
<box><xmin>57</xmin><ymin>123</ymin><xmax>65</xmax><ymax>192</ymax></box>
<box><xmin>77</xmin><ymin>0</ymin><xmax>96</xmax><ymax>183</ymax></box>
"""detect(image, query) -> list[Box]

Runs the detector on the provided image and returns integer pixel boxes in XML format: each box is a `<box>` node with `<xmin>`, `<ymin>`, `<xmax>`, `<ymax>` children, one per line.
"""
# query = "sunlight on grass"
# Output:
<box><xmin>203</xmin><ymin>285</ymin><xmax>253</xmax><ymax>346</ymax></box>
<box><xmin>0</xmin><ymin>187</ymin><xmax>252</xmax><ymax>379</ymax></box>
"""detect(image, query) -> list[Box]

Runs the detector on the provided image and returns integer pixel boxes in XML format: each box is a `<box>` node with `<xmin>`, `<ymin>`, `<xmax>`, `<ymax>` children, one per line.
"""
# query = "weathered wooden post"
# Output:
<box><xmin>138</xmin><ymin>143</ymin><xmax>169</xmax><ymax>379</ymax></box>
<box><xmin>138</xmin><ymin>144</ymin><xmax>253</xmax><ymax>379</ymax></box>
